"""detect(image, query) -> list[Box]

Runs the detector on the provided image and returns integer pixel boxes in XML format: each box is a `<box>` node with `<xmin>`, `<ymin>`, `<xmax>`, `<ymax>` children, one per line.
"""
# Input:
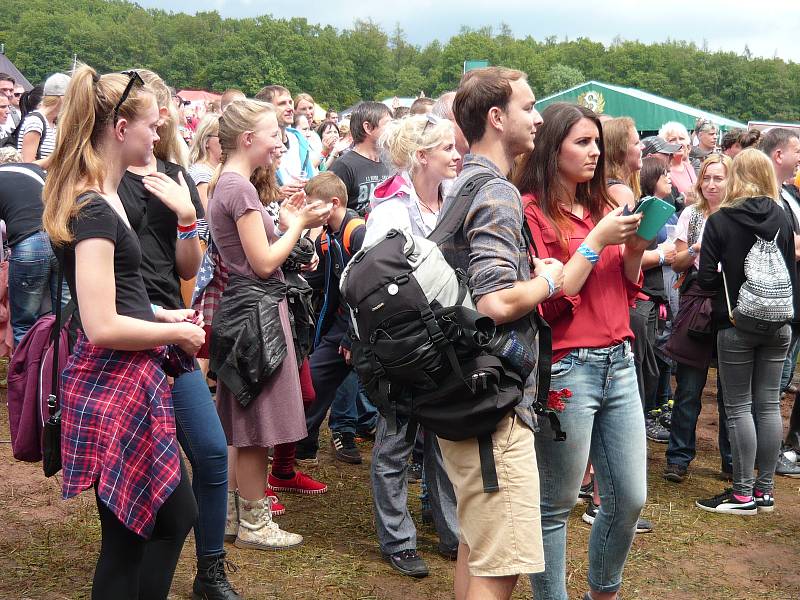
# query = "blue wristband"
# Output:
<box><xmin>177</xmin><ymin>229</ymin><xmax>199</xmax><ymax>240</ymax></box>
<box><xmin>539</xmin><ymin>272</ymin><xmax>556</xmax><ymax>298</ymax></box>
<box><xmin>576</xmin><ymin>242</ymin><xmax>600</xmax><ymax>265</ymax></box>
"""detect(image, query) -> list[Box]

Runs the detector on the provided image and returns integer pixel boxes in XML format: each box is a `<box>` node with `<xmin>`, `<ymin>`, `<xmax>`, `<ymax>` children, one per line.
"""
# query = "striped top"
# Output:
<box><xmin>17</xmin><ymin>111</ymin><xmax>56</xmax><ymax>159</ymax></box>
<box><xmin>188</xmin><ymin>162</ymin><xmax>215</xmax><ymax>243</ymax></box>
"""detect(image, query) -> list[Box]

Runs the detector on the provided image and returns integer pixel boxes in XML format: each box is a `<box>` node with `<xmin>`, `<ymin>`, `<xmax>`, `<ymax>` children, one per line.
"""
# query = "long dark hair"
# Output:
<box><xmin>514</xmin><ymin>102</ymin><xmax>614</xmax><ymax>249</ymax></box>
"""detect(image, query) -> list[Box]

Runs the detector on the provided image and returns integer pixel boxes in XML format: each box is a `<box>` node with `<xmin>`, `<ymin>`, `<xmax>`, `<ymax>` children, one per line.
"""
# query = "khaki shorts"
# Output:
<box><xmin>438</xmin><ymin>412</ymin><xmax>544</xmax><ymax>577</ymax></box>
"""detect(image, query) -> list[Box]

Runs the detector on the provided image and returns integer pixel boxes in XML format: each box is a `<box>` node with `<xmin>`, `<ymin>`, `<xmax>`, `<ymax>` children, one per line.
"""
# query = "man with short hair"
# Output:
<box><xmin>690</xmin><ymin>118</ymin><xmax>718</xmax><ymax>167</ymax></box>
<box><xmin>436</xmin><ymin>66</ymin><xmax>563</xmax><ymax>600</ymax></box>
<box><xmin>0</xmin><ymin>94</ymin><xmax>10</xmax><ymax>142</ymax></box>
<box><xmin>255</xmin><ymin>84</ymin><xmax>316</xmax><ymax>195</ymax></box>
<box><xmin>760</xmin><ymin>127</ymin><xmax>800</xmax><ymax>474</ymax></box>
<box><xmin>325</xmin><ymin>109</ymin><xmax>339</xmax><ymax>123</ymax></box>
<box><xmin>410</xmin><ymin>96</ymin><xmax>435</xmax><ymax>115</ymax></box>
<box><xmin>0</xmin><ymin>74</ymin><xmax>18</xmax><ymax>136</ymax></box>
<box><xmin>329</xmin><ymin>101</ymin><xmax>392</xmax><ymax>216</ymax></box>
<box><xmin>220</xmin><ymin>88</ymin><xmax>245</xmax><ymax>112</ymax></box>
<box><xmin>721</xmin><ymin>128</ymin><xmax>743</xmax><ymax>158</ymax></box>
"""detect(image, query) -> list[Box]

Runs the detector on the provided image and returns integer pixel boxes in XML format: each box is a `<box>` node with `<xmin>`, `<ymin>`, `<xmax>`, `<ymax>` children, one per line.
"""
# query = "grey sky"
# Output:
<box><xmin>136</xmin><ymin>0</ymin><xmax>800</xmax><ymax>63</ymax></box>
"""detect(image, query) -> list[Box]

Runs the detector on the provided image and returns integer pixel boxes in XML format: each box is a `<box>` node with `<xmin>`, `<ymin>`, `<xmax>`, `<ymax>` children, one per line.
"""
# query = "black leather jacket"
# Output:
<box><xmin>210</xmin><ymin>273</ymin><xmax>287</xmax><ymax>408</ymax></box>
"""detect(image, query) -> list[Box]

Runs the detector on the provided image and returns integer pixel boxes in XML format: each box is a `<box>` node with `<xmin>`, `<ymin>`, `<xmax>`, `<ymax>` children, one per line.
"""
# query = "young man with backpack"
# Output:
<box><xmin>437</xmin><ymin>67</ymin><xmax>564</xmax><ymax>600</ymax></box>
<box><xmin>296</xmin><ymin>172</ymin><xmax>367</xmax><ymax>465</ymax></box>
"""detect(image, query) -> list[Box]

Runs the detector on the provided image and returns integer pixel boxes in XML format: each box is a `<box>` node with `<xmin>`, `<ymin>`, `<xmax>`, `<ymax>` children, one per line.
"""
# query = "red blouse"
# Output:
<box><xmin>523</xmin><ymin>195</ymin><xmax>641</xmax><ymax>363</ymax></box>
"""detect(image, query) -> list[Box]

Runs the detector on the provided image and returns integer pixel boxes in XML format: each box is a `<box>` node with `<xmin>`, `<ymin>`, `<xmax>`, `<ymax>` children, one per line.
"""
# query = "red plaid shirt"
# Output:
<box><xmin>60</xmin><ymin>334</ymin><xmax>180</xmax><ymax>538</ymax></box>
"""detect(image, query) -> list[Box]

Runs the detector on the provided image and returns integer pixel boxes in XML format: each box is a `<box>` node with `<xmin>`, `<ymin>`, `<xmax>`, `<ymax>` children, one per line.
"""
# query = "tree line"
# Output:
<box><xmin>3</xmin><ymin>0</ymin><xmax>799</xmax><ymax>123</ymax></box>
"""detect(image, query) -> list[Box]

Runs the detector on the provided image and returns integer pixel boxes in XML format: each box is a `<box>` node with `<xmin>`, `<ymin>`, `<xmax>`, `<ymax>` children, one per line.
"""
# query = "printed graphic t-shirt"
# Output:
<box><xmin>329</xmin><ymin>150</ymin><xmax>390</xmax><ymax>216</ymax></box>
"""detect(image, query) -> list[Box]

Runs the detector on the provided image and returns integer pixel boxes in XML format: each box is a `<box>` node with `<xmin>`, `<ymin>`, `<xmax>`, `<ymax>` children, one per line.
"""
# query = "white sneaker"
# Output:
<box><xmin>234</xmin><ymin>496</ymin><xmax>303</xmax><ymax>550</ymax></box>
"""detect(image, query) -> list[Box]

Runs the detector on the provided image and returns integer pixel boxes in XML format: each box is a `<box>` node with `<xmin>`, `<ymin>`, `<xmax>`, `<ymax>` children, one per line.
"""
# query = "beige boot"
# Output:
<box><xmin>224</xmin><ymin>489</ymin><xmax>239</xmax><ymax>543</ymax></box>
<box><xmin>234</xmin><ymin>496</ymin><xmax>303</xmax><ymax>550</ymax></box>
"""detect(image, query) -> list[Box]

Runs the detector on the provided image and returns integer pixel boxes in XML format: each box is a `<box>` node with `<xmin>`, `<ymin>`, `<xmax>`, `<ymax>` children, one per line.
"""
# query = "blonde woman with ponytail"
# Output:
<box><xmin>365</xmin><ymin>114</ymin><xmax>460</xmax><ymax>245</ymax></box>
<box><xmin>207</xmin><ymin>98</ymin><xmax>330</xmax><ymax>551</ymax></box>
<box><xmin>43</xmin><ymin>65</ymin><xmax>205</xmax><ymax>599</ymax></box>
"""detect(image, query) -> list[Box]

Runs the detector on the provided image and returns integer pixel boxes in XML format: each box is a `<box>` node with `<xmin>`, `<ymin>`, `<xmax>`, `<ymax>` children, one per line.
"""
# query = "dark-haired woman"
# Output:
<box><xmin>42</xmin><ymin>65</ymin><xmax>203</xmax><ymax>600</ymax></box>
<box><xmin>516</xmin><ymin>102</ymin><xmax>649</xmax><ymax>600</ymax></box>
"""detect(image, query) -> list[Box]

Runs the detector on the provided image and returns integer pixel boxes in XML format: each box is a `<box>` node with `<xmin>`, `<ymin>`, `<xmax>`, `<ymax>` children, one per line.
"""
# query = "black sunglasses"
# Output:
<box><xmin>113</xmin><ymin>70</ymin><xmax>145</xmax><ymax>125</ymax></box>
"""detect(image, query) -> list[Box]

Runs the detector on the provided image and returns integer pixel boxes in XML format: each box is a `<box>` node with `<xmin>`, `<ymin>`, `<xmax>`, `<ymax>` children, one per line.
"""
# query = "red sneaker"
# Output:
<box><xmin>268</xmin><ymin>471</ymin><xmax>328</xmax><ymax>495</ymax></box>
<box><xmin>265</xmin><ymin>491</ymin><xmax>285</xmax><ymax>516</ymax></box>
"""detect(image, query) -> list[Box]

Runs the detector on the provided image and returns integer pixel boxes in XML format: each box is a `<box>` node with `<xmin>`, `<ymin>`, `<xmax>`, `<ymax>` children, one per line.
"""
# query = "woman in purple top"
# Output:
<box><xmin>208</xmin><ymin>98</ymin><xmax>329</xmax><ymax>551</ymax></box>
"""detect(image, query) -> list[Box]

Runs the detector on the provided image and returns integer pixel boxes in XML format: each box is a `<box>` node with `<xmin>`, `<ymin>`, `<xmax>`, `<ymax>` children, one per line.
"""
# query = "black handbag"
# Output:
<box><xmin>42</xmin><ymin>252</ymin><xmax>66</xmax><ymax>478</ymax></box>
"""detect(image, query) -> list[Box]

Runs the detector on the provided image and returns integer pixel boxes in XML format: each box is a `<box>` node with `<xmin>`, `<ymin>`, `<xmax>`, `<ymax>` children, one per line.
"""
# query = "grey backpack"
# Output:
<box><xmin>723</xmin><ymin>231</ymin><xmax>794</xmax><ymax>335</ymax></box>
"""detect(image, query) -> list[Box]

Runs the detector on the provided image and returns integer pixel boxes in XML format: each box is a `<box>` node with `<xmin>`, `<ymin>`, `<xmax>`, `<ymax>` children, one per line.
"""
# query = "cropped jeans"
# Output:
<box><xmin>8</xmin><ymin>231</ymin><xmax>70</xmax><ymax>345</ymax></box>
<box><xmin>530</xmin><ymin>341</ymin><xmax>647</xmax><ymax>599</ymax></box>
<box><xmin>717</xmin><ymin>325</ymin><xmax>790</xmax><ymax>496</ymax></box>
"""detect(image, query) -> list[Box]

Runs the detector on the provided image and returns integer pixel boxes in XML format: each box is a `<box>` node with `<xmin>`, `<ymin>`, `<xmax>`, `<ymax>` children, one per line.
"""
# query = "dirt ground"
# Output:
<box><xmin>1</xmin><ymin>372</ymin><xmax>799</xmax><ymax>600</ymax></box>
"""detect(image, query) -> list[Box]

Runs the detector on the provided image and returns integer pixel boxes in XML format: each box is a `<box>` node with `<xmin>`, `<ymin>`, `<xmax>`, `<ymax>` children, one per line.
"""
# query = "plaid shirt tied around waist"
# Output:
<box><xmin>60</xmin><ymin>334</ymin><xmax>180</xmax><ymax>538</ymax></box>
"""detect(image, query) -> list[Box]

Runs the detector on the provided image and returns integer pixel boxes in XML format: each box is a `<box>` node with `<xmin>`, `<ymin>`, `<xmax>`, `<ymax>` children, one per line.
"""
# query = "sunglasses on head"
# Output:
<box><xmin>422</xmin><ymin>113</ymin><xmax>441</xmax><ymax>135</ymax></box>
<box><xmin>113</xmin><ymin>70</ymin><xmax>145</xmax><ymax>125</ymax></box>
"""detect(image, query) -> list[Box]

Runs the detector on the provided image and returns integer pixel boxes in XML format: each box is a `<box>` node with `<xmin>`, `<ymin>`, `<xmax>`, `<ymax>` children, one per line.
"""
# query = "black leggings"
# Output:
<box><xmin>92</xmin><ymin>459</ymin><xmax>198</xmax><ymax>600</ymax></box>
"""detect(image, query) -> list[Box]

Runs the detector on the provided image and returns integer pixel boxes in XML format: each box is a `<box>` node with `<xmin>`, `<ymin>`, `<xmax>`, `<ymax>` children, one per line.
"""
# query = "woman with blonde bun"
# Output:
<box><xmin>363</xmin><ymin>113</ymin><xmax>461</xmax><ymax>577</ymax></box>
<box><xmin>365</xmin><ymin>114</ymin><xmax>460</xmax><ymax>246</ymax></box>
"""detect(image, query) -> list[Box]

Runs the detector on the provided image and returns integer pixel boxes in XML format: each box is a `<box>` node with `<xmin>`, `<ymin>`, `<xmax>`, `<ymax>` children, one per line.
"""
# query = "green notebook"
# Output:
<box><xmin>633</xmin><ymin>196</ymin><xmax>676</xmax><ymax>241</ymax></box>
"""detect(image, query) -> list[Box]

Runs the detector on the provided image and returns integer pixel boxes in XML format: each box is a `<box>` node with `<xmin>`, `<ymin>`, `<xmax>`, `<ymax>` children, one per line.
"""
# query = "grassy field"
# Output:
<box><xmin>1</xmin><ymin>379</ymin><xmax>799</xmax><ymax>600</ymax></box>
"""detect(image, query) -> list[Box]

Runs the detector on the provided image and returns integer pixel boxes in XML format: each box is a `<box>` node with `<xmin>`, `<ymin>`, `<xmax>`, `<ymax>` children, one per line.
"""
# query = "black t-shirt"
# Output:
<box><xmin>65</xmin><ymin>194</ymin><xmax>155</xmax><ymax>324</ymax></box>
<box><xmin>329</xmin><ymin>150</ymin><xmax>390</xmax><ymax>216</ymax></box>
<box><xmin>0</xmin><ymin>163</ymin><xmax>47</xmax><ymax>247</ymax></box>
<box><xmin>118</xmin><ymin>159</ymin><xmax>204</xmax><ymax>310</ymax></box>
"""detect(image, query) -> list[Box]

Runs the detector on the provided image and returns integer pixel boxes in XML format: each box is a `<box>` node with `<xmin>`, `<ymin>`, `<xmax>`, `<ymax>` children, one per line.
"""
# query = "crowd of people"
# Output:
<box><xmin>1</xmin><ymin>62</ymin><xmax>800</xmax><ymax>600</ymax></box>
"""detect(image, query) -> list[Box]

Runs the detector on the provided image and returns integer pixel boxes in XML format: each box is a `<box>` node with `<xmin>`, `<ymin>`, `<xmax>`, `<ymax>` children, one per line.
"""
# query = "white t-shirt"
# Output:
<box><xmin>675</xmin><ymin>204</ymin><xmax>707</xmax><ymax>270</ymax></box>
<box><xmin>17</xmin><ymin>111</ymin><xmax>56</xmax><ymax>158</ymax></box>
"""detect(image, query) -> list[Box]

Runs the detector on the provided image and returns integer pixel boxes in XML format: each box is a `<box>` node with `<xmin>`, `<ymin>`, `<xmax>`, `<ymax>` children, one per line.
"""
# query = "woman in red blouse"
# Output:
<box><xmin>515</xmin><ymin>102</ymin><xmax>650</xmax><ymax>600</ymax></box>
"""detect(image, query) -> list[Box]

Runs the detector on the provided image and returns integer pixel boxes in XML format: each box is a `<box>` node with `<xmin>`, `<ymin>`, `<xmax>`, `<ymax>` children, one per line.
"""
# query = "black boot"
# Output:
<box><xmin>192</xmin><ymin>552</ymin><xmax>242</xmax><ymax>600</ymax></box>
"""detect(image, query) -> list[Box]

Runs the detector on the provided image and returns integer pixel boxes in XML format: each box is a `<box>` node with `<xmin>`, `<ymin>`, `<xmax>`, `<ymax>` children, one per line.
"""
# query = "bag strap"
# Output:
<box><xmin>342</xmin><ymin>217</ymin><xmax>365</xmax><ymax>255</ymax></box>
<box><xmin>721</xmin><ymin>268</ymin><xmax>735</xmax><ymax>323</ymax></box>
<box><xmin>428</xmin><ymin>171</ymin><xmax>495</xmax><ymax>245</ymax></box>
<box><xmin>33</xmin><ymin>112</ymin><xmax>47</xmax><ymax>161</ymax></box>
<box><xmin>477</xmin><ymin>434</ymin><xmax>499</xmax><ymax>493</ymax></box>
<box><xmin>48</xmin><ymin>246</ymin><xmax>66</xmax><ymax>418</ymax></box>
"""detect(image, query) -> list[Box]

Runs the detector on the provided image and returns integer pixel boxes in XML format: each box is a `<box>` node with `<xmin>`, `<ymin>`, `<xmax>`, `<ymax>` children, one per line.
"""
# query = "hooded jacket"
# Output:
<box><xmin>698</xmin><ymin>195</ymin><xmax>798</xmax><ymax>330</ymax></box>
<box><xmin>365</xmin><ymin>172</ymin><xmax>442</xmax><ymax>246</ymax></box>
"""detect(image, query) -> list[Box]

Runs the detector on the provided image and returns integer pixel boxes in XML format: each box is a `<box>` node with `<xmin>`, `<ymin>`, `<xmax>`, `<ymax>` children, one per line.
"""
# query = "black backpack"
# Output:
<box><xmin>341</xmin><ymin>173</ymin><xmax>562</xmax><ymax>493</ymax></box>
<box><xmin>2</xmin><ymin>112</ymin><xmax>47</xmax><ymax>159</ymax></box>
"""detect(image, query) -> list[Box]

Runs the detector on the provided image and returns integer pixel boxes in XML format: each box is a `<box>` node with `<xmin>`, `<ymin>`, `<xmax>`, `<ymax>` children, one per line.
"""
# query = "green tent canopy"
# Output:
<box><xmin>537</xmin><ymin>80</ymin><xmax>746</xmax><ymax>134</ymax></box>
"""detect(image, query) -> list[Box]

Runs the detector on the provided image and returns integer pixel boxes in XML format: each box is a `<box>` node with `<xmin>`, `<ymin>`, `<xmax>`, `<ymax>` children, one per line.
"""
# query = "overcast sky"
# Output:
<box><xmin>135</xmin><ymin>0</ymin><xmax>800</xmax><ymax>63</ymax></box>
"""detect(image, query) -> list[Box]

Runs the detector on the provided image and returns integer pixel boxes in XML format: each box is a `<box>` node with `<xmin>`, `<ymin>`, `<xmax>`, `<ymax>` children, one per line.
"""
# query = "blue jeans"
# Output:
<box><xmin>172</xmin><ymin>368</ymin><xmax>228</xmax><ymax>557</ymax></box>
<box><xmin>8</xmin><ymin>231</ymin><xmax>70</xmax><ymax>345</ymax></box>
<box><xmin>717</xmin><ymin>325</ymin><xmax>790</xmax><ymax>496</ymax></box>
<box><xmin>666</xmin><ymin>363</ymin><xmax>733</xmax><ymax>473</ymax></box>
<box><xmin>780</xmin><ymin>329</ymin><xmax>800</xmax><ymax>391</ymax></box>
<box><xmin>530</xmin><ymin>342</ymin><xmax>647</xmax><ymax>599</ymax></box>
<box><xmin>371</xmin><ymin>415</ymin><xmax>459</xmax><ymax>555</ymax></box>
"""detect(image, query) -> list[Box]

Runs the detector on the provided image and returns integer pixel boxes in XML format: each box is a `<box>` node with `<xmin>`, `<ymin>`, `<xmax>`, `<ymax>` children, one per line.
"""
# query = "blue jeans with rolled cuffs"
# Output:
<box><xmin>530</xmin><ymin>341</ymin><xmax>647</xmax><ymax>599</ymax></box>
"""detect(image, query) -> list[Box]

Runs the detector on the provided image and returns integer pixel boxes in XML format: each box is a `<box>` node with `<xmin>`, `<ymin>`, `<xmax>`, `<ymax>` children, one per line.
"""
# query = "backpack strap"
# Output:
<box><xmin>33</xmin><ymin>112</ymin><xmax>47</xmax><ymax>161</ymax></box>
<box><xmin>477</xmin><ymin>434</ymin><xmax>499</xmax><ymax>493</ymax></box>
<box><xmin>48</xmin><ymin>246</ymin><xmax>66</xmax><ymax>419</ymax></box>
<box><xmin>428</xmin><ymin>171</ymin><xmax>495</xmax><ymax>245</ymax></box>
<box><xmin>521</xmin><ymin>219</ymin><xmax>564</xmax><ymax>441</ymax></box>
<box><xmin>342</xmin><ymin>217</ymin><xmax>365</xmax><ymax>255</ymax></box>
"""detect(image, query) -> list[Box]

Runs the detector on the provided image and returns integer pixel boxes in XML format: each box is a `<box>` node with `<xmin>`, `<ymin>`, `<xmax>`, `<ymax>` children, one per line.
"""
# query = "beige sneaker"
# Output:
<box><xmin>224</xmin><ymin>489</ymin><xmax>239</xmax><ymax>543</ymax></box>
<box><xmin>234</xmin><ymin>496</ymin><xmax>303</xmax><ymax>550</ymax></box>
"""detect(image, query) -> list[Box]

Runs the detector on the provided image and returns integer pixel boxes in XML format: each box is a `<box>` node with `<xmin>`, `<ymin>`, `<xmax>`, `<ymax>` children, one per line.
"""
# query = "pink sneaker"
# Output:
<box><xmin>268</xmin><ymin>471</ymin><xmax>328</xmax><ymax>495</ymax></box>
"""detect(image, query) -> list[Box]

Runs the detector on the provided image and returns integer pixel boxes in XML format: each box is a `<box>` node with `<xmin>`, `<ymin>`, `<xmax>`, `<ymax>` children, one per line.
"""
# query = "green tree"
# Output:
<box><xmin>542</xmin><ymin>64</ymin><xmax>585</xmax><ymax>96</ymax></box>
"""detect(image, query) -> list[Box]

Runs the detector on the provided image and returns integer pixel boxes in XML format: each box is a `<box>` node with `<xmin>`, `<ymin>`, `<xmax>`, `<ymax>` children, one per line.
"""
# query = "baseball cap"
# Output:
<box><xmin>43</xmin><ymin>73</ymin><xmax>71</xmax><ymax>97</ymax></box>
<box><xmin>641</xmin><ymin>136</ymin><xmax>682</xmax><ymax>157</ymax></box>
